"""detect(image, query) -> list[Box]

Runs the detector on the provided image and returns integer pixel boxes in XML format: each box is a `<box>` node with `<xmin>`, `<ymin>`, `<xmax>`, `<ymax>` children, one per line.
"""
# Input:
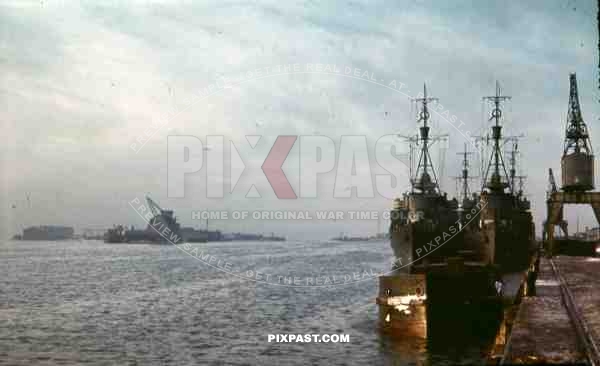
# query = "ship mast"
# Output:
<box><xmin>457</xmin><ymin>143</ymin><xmax>474</xmax><ymax>202</ymax></box>
<box><xmin>412</xmin><ymin>84</ymin><xmax>440</xmax><ymax>194</ymax></box>
<box><xmin>507</xmin><ymin>138</ymin><xmax>526</xmax><ymax>196</ymax></box>
<box><xmin>518</xmin><ymin>176</ymin><xmax>526</xmax><ymax>196</ymax></box>
<box><xmin>509</xmin><ymin>140</ymin><xmax>517</xmax><ymax>194</ymax></box>
<box><xmin>482</xmin><ymin>81</ymin><xmax>511</xmax><ymax>193</ymax></box>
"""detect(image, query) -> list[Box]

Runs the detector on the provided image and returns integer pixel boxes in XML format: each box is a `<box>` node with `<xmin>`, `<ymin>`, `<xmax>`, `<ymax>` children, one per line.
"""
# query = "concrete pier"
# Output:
<box><xmin>501</xmin><ymin>256</ymin><xmax>600</xmax><ymax>364</ymax></box>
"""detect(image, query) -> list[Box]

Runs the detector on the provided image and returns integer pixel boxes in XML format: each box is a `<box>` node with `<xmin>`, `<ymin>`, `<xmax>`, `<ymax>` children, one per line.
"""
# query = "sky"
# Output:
<box><xmin>1</xmin><ymin>0</ymin><xmax>598</xmax><ymax>240</ymax></box>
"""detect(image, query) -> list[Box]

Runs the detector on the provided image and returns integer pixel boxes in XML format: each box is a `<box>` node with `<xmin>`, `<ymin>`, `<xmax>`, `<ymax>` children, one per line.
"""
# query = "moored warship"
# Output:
<box><xmin>377</xmin><ymin>82</ymin><xmax>535</xmax><ymax>337</ymax></box>
<box><xmin>377</xmin><ymin>84</ymin><xmax>465</xmax><ymax>337</ymax></box>
<box><xmin>386</xmin><ymin>85</ymin><xmax>463</xmax><ymax>270</ymax></box>
<box><xmin>476</xmin><ymin>83</ymin><xmax>535</xmax><ymax>273</ymax></box>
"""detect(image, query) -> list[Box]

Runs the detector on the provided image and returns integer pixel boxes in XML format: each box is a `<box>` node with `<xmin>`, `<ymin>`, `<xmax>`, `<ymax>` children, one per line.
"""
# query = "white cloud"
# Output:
<box><xmin>1</xmin><ymin>0</ymin><xmax>598</xmax><ymax>237</ymax></box>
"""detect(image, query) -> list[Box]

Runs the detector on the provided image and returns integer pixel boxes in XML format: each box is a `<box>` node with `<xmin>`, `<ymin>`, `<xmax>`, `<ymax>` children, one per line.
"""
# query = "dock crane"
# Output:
<box><xmin>544</xmin><ymin>169</ymin><xmax>568</xmax><ymax>240</ymax></box>
<box><xmin>146</xmin><ymin>195</ymin><xmax>165</xmax><ymax>218</ymax></box>
<box><xmin>545</xmin><ymin>74</ymin><xmax>600</xmax><ymax>255</ymax></box>
<box><xmin>144</xmin><ymin>195</ymin><xmax>180</xmax><ymax>239</ymax></box>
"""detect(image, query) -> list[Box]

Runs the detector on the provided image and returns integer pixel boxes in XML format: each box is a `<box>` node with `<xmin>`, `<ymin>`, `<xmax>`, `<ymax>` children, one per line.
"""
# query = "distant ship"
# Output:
<box><xmin>104</xmin><ymin>196</ymin><xmax>215</xmax><ymax>243</ymax></box>
<box><xmin>104</xmin><ymin>196</ymin><xmax>285</xmax><ymax>243</ymax></box>
<box><xmin>14</xmin><ymin>226</ymin><xmax>74</xmax><ymax>241</ymax></box>
<box><xmin>330</xmin><ymin>233</ymin><xmax>388</xmax><ymax>242</ymax></box>
<box><xmin>221</xmin><ymin>232</ymin><xmax>286</xmax><ymax>241</ymax></box>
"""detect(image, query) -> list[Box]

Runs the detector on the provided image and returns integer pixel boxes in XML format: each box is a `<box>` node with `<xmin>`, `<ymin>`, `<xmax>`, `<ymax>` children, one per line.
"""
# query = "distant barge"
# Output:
<box><xmin>12</xmin><ymin>225</ymin><xmax>74</xmax><ymax>241</ymax></box>
<box><xmin>330</xmin><ymin>233</ymin><xmax>388</xmax><ymax>242</ymax></box>
<box><xmin>105</xmin><ymin>196</ymin><xmax>285</xmax><ymax>243</ymax></box>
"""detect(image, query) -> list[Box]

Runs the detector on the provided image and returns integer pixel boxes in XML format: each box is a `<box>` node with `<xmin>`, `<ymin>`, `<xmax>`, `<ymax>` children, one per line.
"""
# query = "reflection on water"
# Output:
<box><xmin>1</xmin><ymin>240</ymin><xmax>500</xmax><ymax>365</ymax></box>
<box><xmin>379</xmin><ymin>301</ymin><xmax>503</xmax><ymax>366</ymax></box>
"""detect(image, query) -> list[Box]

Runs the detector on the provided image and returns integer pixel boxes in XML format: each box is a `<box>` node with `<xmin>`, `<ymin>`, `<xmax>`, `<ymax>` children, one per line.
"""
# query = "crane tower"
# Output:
<box><xmin>561</xmin><ymin>73</ymin><xmax>594</xmax><ymax>191</ymax></box>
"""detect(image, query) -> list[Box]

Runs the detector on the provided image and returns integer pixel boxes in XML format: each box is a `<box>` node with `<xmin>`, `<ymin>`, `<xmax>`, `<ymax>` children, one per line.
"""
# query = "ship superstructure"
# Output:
<box><xmin>477</xmin><ymin>82</ymin><xmax>534</xmax><ymax>272</ymax></box>
<box><xmin>454</xmin><ymin>143</ymin><xmax>485</xmax><ymax>261</ymax></box>
<box><xmin>388</xmin><ymin>84</ymin><xmax>461</xmax><ymax>273</ymax></box>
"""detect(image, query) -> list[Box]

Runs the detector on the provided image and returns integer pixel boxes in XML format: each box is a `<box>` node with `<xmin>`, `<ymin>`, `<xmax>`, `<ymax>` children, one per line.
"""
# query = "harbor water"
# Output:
<box><xmin>1</xmin><ymin>240</ymin><xmax>497</xmax><ymax>365</ymax></box>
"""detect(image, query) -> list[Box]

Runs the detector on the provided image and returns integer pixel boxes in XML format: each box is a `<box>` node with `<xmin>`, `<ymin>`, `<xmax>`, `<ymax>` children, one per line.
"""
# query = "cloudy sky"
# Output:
<box><xmin>1</xmin><ymin>0</ymin><xmax>598</xmax><ymax>240</ymax></box>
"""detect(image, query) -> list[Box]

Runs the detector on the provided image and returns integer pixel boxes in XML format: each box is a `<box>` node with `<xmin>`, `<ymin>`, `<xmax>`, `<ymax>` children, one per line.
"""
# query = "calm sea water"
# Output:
<box><xmin>0</xmin><ymin>240</ymin><xmax>492</xmax><ymax>365</ymax></box>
